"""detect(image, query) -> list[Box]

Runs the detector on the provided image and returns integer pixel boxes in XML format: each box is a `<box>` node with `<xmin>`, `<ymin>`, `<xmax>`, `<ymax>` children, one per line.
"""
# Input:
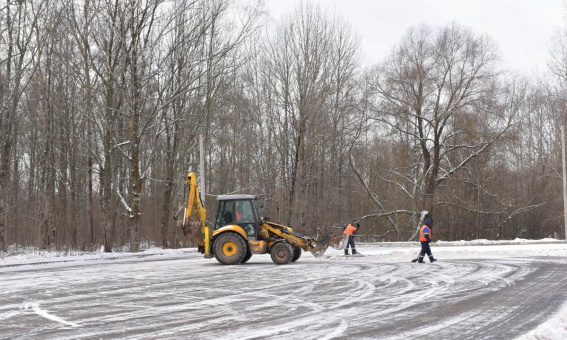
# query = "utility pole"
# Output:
<box><xmin>562</xmin><ymin>123</ymin><xmax>567</xmax><ymax>240</ymax></box>
<box><xmin>199</xmin><ymin>133</ymin><xmax>205</xmax><ymax>205</ymax></box>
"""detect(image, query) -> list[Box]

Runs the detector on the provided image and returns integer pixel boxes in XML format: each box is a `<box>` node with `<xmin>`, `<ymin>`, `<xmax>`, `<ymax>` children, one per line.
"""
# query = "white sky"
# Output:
<box><xmin>266</xmin><ymin>0</ymin><xmax>567</xmax><ymax>73</ymax></box>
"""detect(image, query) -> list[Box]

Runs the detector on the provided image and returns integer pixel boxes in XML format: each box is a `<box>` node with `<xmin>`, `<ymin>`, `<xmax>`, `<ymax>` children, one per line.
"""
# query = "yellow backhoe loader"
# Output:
<box><xmin>181</xmin><ymin>172</ymin><xmax>346</xmax><ymax>265</ymax></box>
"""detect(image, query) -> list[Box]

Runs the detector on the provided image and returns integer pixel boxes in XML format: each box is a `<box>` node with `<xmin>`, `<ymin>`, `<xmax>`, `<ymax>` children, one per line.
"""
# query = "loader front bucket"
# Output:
<box><xmin>310</xmin><ymin>234</ymin><xmax>331</xmax><ymax>257</ymax></box>
<box><xmin>329</xmin><ymin>234</ymin><xmax>349</xmax><ymax>250</ymax></box>
<box><xmin>310</xmin><ymin>234</ymin><xmax>350</xmax><ymax>257</ymax></box>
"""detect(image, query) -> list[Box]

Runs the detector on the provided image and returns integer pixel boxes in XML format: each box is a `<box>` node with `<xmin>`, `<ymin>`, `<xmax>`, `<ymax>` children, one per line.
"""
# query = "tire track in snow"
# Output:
<box><xmin>350</xmin><ymin>259</ymin><xmax>566</xmax><ymax>340</ymax></box>
<box><xmin>21</xmin><ymin>302</ymin><xmax>80</xmax><ymax>328</ymax></box>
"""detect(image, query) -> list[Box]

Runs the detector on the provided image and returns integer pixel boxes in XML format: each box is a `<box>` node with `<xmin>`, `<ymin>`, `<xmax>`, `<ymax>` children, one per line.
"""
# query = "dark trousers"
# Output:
<box><xmin>418</xmin><ymin>241</ymin><xmax>432</xmax><ymax>262</ymax></box>
<box><xmin>346</xmin><ymin>235</ymin><xmax>356</xmax><ymax>250</ymax></box>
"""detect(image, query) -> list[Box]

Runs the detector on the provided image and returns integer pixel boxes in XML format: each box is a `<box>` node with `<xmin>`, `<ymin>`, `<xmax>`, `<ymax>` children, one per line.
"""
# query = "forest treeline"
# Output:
<box><xmin>1</xmin><ymin>0</ymin><xmax>566</xmax><ymax>252</ymax></box>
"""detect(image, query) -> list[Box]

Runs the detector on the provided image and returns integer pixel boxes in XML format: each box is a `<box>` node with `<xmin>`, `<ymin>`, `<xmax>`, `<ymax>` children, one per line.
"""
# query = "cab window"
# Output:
<box><xmin>215</xmin><ymin>201</ymin><xmax>235</xmax><ymax>230</ymax></box>
<box><xmin>253</xmin><ymin>200</ymin><xmax>265</xmax><ymax>221</ymax></box>
<box><xmin>235</xmin><ymin>200</ymin><xmax>256</xmax><ymax>236</ymax></box>
<box><xmin>214</xmin><ymin>200</ymin><xmax>257</xmax><ymax>237</ymax></box>
<box><xmin>234</xmin><ymin>200</ymin><xmax>255</xmax><ymax>224</ymax></box>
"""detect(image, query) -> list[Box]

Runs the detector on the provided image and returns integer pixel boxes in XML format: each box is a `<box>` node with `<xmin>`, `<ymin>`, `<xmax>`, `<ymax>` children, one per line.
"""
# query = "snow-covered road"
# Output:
<box><xmin>1</xmin><ymin>242</ymin><xmax>566</xmax><ymax>339</ymax></box>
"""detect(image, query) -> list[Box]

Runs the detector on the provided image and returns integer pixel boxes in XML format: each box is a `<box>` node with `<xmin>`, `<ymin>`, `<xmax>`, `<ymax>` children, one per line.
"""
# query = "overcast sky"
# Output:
<box><xmin>266</xmin><ymin>0</ymin><xmax>566</xmax><ymax>73</ymax></box>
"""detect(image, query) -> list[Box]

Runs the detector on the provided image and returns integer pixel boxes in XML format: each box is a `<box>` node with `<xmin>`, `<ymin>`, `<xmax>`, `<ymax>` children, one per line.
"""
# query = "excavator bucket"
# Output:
<box><xmin>182</xmin><ymin>221</ymin><xmax>202</xmax><ymax>245</ymax></box>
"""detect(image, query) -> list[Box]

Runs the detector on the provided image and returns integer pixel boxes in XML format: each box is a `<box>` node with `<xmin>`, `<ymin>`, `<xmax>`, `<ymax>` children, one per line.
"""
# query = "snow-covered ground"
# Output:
<box><xmin>1</xmin><ymin>239</ymin><xmax>566</xmax><ymax>339</ymax></box>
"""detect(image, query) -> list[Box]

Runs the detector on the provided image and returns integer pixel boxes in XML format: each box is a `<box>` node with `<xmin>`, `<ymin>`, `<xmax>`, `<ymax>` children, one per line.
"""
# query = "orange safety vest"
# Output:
<box><xmin>420</xmin><ymin>225</ymin><xmax>431</xmax><ymax>242</ymax></box>
<box><xmin>343</xmin><ymin>224</ymin><xmax>358</xmax><ymax>236</ymax></box>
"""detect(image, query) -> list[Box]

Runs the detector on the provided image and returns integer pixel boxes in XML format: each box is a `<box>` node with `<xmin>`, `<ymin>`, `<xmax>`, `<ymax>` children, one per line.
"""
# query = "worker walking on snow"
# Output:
<box><xmin>343</xmin><ymin>222</ymin><xmax>361</xmax><ymax>255</ymax></box>
<box><xmin>418</xmin><ymin>219</ymin><xmax>436</xmax><ymax>263</ymax></box>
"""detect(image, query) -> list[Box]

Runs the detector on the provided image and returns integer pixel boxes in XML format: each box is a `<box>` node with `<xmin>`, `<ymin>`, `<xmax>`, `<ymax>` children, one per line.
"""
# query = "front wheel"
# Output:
<box><xmin>213</xmin><ymin>233</ymin><xmax>247</xmax><ymax>265</ymax></box>
<box><xmin>291</xmin><ymin>246</ymin><xmax>302</xmax><ymax>262</ymax></box>
<box><xmin>241</xmin><ymin>249</ymin><xmax>252</xmax><ymax>264</ymax></box>
<box><xmin>271</xmin><ymin>242</ymin><xmax>294</xmax><ymax>265</ymax></box>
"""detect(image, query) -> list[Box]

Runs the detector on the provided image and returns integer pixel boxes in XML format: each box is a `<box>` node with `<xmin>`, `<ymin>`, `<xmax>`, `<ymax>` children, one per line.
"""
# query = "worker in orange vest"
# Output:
<box><xmin>417</xmin><ymin>219</ymin><xmax>436</xmax><ymax>263</ymax></box>
<box><xmin>343</xmin><ymin>222</ymin><xmax>360</xmax><ymax>255</ymax></box>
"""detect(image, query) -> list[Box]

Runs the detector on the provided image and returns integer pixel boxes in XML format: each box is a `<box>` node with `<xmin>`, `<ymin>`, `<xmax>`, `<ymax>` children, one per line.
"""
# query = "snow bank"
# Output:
<box><xmin>516</xmin><ymin>302</ymin><xmax>567</xmax><ymax>340</ymax></box>
<box><xmin>0</xmin><ymin>245</ymin><xmax>192</xmax><ymax>267</ymax></box>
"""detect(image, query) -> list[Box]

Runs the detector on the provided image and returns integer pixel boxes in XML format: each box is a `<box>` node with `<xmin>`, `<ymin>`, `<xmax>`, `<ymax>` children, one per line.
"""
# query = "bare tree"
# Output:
<box><xmin>4</xmin><ymin>2</ymin><xmax>567</xmax><ymax>252</ymax></box>
<box><xmin>0</xmin><ymin>0</ymin><xmax>45</xmax><ymax>250</ymax></box>
<box><xmin>369</xmin><ymin>24</ymin><xmax>521</xmax><ymax>231</ymax></box>
<box><xmin>67</xmin><ymin>0</ymin><xmax>98</xmax><ymax>248</ymax></box>
<box><xmin>260</xmin><ymin>3</ymin><xmax>363</xmax><ymax>232</ymax></box>
<box><xmin>156</xmin><ymin>0</ymin><xmax>208</xmax><ymax>248</ymax></box>
<box><xmin>86</xmin><ymin>0</ymin><xmax>127</xmax><ymax>252</ymax></box>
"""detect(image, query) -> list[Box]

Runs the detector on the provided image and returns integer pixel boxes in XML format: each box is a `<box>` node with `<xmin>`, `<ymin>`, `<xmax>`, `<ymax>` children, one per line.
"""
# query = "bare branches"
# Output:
<box><xmin>349</xmin><ymin>152</ymin><xmax>403</xmax><ymax>236</ymax></box>
<box><xmin>368</xmin><ymin>23</ymin><xmax>517</xmax><ymax>215</ymax></box>
<box><xmin>0</xmin><ymin>2</ymin><xmax>563</xmax><ymax>251</ymax></box>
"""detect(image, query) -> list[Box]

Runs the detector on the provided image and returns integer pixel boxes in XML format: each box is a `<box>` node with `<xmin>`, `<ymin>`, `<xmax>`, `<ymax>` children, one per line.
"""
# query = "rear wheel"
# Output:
<box><xmin>213</xmin><ymin>233</ymin><xmax>247</xmax><ymax>265</ymax></box>
<box><xmin>271</xmin><ymin>242</ymin><xmax>294</xmax><ymax>265</ymax></box>
<box><xmin>291</xmin><ymin>246</ymin><xmax>302</xmax><ymax>262</ymax></box>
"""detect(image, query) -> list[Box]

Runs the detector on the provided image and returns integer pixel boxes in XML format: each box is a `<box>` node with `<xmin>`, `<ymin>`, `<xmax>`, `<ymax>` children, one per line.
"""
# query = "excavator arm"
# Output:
<box><xmin>263</xmin><ymin>222</ymin><xmax>317</xmax><ymax>250</ymax></box>
<box><xmin>263</xmin><ymin>221</ymin><xmax>345</xmax><ymax>257</ymax></box>
<box><xmin>181</xmin><ymin>172</ymin><xmax>211</xmax><ymax>257</ymax></box>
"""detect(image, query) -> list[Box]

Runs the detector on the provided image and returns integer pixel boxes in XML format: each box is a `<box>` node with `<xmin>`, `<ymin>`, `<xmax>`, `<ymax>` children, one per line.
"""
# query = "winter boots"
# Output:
<box><xmin>417</xmin><ymin>256</ymin><xmax>436</xmax><ymax>263</ymax></box>
<box><xmin>345</xmin><ymin>249</ymin><xmax>362</xmax><ymax>256</ymax></box>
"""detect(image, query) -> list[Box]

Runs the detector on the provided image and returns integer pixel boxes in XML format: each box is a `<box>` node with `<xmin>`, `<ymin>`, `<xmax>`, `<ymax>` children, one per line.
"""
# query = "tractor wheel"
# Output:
<box><xmin>291</xmin><ymin>246</ymin><xmax>302</xmax><ymax>262</ymax></box>
<box><xmin>270</xmin><ymin>242</ymin><xmax>294</xmax><ymax>265</ymax></box>
<box><xmin>241</xmin><ymin>249</ymin><xmax>253</xmax><ymax>264</ymax></box>
<box><xmin>213</xmin><ymin>233</ymin><xmax>247</xmax><ymax>265</ymax></box>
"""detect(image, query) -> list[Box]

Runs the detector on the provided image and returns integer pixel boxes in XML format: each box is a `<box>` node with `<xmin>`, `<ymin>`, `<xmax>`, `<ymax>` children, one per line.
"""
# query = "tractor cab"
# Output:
<box><xmin>214</xmin><ymin>195</ymin><xmax>265</xmax><ymax>238</ymax></box>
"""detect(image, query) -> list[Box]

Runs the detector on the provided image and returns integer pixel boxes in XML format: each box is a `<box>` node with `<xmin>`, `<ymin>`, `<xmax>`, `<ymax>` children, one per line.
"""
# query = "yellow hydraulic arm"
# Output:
<box><xmin>182</xmin><ymin>172</ymin><xmax>211</xmax><ymax>257</ymax></box>
<box><xmin>262</xmin><ymin>222</ymin><xmax>317</xmax><ymax>251</ymax></box>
